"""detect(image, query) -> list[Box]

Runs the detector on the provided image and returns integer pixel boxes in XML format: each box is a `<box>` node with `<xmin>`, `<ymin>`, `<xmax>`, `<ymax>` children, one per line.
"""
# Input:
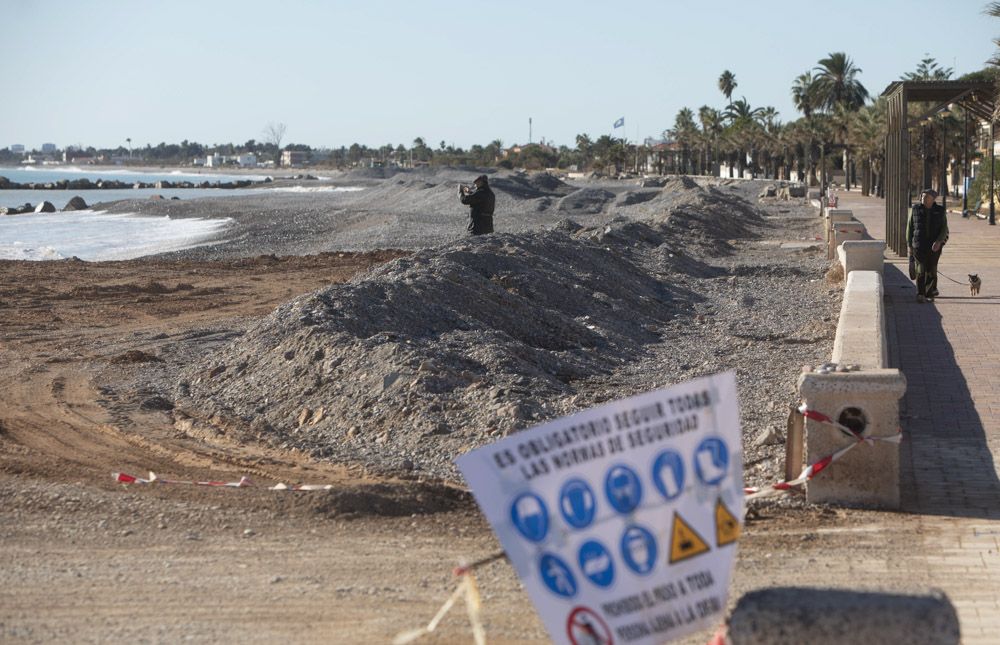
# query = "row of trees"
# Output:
<box><xmin>663</xmin><ymin>47</ymin><xmax>999</xmax><ymax>201</ymax></box>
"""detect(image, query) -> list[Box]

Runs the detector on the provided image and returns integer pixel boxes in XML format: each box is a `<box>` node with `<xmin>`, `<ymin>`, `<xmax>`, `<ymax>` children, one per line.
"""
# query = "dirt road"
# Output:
<box><xmin>0</xmin><ymin>253</ymin><xmax>534</xmax><ymax>643</ymax></box>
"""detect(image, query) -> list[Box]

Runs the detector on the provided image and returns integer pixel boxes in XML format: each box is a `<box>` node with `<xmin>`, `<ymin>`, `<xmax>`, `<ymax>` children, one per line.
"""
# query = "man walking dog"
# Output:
<box><xmin>907</xmin><ymin>188</ymin><xmax>948</xmax><ymax>303</ymax></box>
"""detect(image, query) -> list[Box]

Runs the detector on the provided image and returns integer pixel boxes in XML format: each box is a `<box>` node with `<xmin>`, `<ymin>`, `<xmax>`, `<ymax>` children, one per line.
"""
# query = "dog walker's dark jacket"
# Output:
<box><xmin>906</xmin><ymin>201</ymin><xmax>948</xmax><ymax>258</ymax></box>
<box><xmin>459</xmin><ymin>182</ymin><xmax>495</xmax><ymax>235</ymax></box>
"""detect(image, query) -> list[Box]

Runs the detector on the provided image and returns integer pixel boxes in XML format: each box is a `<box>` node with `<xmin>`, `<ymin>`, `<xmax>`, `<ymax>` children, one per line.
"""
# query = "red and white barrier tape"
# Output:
<box><xmin>113</xmin><ymin>471</ymin><xmax>333</xmax><ymax>491</ymax></box>
<box><xmin>393</xmin><ymin>571</ymin><xmax>485</xmax><ymax>645</ymax></box>
<box><xmin>744</xmin><ymin>404</ymin><xmax>902</xmax><ymax>501</ymax></box>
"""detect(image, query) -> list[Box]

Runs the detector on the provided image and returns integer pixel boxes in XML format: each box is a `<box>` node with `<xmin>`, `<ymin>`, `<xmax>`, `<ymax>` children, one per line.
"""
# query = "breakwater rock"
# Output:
<box><xmin>0</xmin><ymin>176</ymin><xmax>259</xmax><ymax>191</ymax></box>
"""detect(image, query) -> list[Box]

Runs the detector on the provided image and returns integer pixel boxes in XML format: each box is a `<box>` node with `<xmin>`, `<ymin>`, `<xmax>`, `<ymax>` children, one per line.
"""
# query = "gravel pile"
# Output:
<box><xmin>171</xmin><ymin>177</ymin><xmax>840</xmax><ymax>486</ymax></box>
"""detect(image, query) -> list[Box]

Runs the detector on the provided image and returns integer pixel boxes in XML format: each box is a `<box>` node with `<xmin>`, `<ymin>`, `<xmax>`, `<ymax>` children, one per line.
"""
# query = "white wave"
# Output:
<box><xmin>264</xmin><ymin>186</ymin><xmax>365</xmax><ymax>193</ymax></box>
<box><xmin>0</xmin><ymin>210</ymin><xmax>232</xmax><ymax>261</ymax></box>
<box><xmin>12</xmin><ymin>165</ymin><xmax>264</xmax><ymax>182</ymax></box>
<box><xmin>0</xmin><ymin>242</ymin><xmax>64</xmax><ymax>261</ymax></box>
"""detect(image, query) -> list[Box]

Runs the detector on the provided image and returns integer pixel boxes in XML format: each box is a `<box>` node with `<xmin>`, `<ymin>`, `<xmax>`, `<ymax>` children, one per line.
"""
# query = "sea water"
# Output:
<box><xmin>0</xmin><ymin>210</ymin><xmax>231</xmax><ymax>261</ymax></box>
<box><xmin>0</xmin><ymin>165</ymin><xmax>266</xmax><ymax>185</ymax></box>
<box><xmin>0</xmin><ymin>166</ymin><xmax>271</xmax><ymax>210</ymax></box>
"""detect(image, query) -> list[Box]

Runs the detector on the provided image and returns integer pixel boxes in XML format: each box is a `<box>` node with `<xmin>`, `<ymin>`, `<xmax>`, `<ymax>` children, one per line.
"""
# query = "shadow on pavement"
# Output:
<box><xmin>885</xmin><ymin>263</ymin><xmax>1000</xmax><ymax>518</ymax></box>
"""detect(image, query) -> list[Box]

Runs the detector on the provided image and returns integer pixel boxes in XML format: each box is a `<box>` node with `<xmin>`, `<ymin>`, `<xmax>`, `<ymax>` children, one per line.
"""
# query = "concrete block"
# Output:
<box><xmin>827</xmin><ymin>220</ymin><xmax>866</xmax><ymax>258</ymax></box>
<box><xmin>798</xmin><ymin>369</ymin><xmax>906</xmax><ymax>508</ymax></box>
<box><xmin>728</xmin><ymin>587</ymin><xmax>959</xmax><ymax>645</ymax></box>
<box><xmin>838</xmin><ymin>240</ymin><xmax>886</xmax><ymax>275</ymax></box>
<box><xmin>823</xmin><ymin>210</ymin><xmax>855</xmax><ymax>241</ymax></box>
<box><xmin>832</xmin><ymin>271</ymin><xmax>886</xmax><ymax>368</ymax></box>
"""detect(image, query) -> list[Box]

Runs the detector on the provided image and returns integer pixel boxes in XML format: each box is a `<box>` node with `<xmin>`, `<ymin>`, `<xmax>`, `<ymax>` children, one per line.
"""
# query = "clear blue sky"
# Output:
<box><xmin>2</xmin><ymin>0</ymin><xmax>996</xmax><ymax>151</ymax></box>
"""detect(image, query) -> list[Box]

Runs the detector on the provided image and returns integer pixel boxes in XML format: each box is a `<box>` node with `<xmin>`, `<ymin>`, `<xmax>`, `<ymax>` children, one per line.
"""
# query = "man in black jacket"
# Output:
<box><xmin>459</xmin><ymin>174</ymin><xmax>495</xmax><ymax>235</ymax></box>
<box><xmin>906</xmin><ymin>188</ymin><xmax>949</xmax><ymax>303</ymax></box>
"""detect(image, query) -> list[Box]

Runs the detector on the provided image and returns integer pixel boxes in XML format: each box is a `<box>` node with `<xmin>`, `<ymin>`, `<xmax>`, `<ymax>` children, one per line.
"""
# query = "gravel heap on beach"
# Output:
<box><xmin>172</xmin><ymin>178</ymin><xmax>839</xmax><ymax>485</ymax></box>
<box><xmin>94</xmin><ymin>167</ymin><xmax>773</xmax><ymax>258</ymax></box>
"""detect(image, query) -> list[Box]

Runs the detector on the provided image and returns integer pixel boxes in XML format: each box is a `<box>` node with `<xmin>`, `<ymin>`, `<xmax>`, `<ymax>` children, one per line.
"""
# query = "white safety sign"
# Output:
<box><xmin>456</xmin><ymin>372</ymin><xmax>744</xmax><ymax>644</ymax></box>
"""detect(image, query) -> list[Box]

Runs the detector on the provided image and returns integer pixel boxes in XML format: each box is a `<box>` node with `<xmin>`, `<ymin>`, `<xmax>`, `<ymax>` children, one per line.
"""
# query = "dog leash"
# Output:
<box><xmin>936</xmin><ymin>270</ymin><xmax>969</xmax><ymax>286</ymax></box>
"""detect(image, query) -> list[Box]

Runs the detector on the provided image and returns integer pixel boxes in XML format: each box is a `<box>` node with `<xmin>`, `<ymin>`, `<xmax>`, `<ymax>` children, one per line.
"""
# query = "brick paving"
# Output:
<box><xmin>838</xmin><ymin>189</ymin><xmax>1000</xmax><ymax>643</ymax></box>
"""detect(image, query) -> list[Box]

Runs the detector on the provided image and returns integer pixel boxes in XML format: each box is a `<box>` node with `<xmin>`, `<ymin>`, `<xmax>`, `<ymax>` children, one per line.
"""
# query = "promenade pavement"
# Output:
<box><xmin>838</xmin><ymin>189</ymin><xmax>1000</xmax><ymax>642</ymax></box>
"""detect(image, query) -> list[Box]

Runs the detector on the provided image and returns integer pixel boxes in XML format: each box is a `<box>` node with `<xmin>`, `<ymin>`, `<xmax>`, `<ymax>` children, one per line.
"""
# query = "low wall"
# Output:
<box><xmin>832</xmin><ymin>271</ymin><xmax>886</xmax><ymax>368</ymax></box>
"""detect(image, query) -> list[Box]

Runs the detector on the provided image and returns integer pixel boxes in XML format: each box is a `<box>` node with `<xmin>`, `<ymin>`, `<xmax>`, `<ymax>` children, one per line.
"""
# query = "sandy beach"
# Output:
<box><xmin>0</xmin><ymin>169</ymin><xmax>914</xmax><ymax>643</ymax></box>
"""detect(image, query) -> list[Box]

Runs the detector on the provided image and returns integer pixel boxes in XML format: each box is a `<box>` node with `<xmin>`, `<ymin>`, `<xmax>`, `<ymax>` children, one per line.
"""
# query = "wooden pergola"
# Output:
<box><xmin>881</xmin><ymin>80</ymin><xmax>996</xmax><ymax>256</ymax></box>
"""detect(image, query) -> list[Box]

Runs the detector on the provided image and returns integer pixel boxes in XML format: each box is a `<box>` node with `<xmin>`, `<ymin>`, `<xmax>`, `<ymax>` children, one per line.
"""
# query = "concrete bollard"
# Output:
<box><xmin>823</xmin><ymin>209</ymin><xmax>854</xmax><ymax>241</ymax></box>
<box><xmin>837</xmin><ymin>240</ymin><xmax>886</xmax><ymax>275</ymax></box>
<box><xmin>798</xmin><ymin>369</ymin><xmax>906</xmax><ymax>508</ymax></box>
<box><xmin>829</xmin><ymin>222</ymin><xmax>866</xmax><ymax>258</ymax></box>
<box><xmin>727</xmin><ymin>587</ymin><xmax>960</xmax><ymax>645</ymax></box>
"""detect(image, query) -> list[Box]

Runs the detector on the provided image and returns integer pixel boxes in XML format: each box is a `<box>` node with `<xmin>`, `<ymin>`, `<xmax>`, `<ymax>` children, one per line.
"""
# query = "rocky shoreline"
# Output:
<box><xmin>0</xmin><ymin>176</ymin><xmax>265</xmax><ymax>191</ymax></box>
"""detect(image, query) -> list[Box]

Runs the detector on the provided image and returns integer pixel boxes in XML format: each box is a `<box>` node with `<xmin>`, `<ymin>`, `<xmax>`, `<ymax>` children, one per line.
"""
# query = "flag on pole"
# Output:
<box><xmin>613</xmin><ymin>117</ymin><xmax>625</xmax><ymax>129</ymax></box>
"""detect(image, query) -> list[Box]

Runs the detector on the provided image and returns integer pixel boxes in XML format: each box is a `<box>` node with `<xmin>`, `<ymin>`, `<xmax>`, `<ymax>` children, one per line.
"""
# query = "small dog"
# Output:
<box><xmin>969</xmin><ymin>274</ymin><xmax>982</xmax><ymax>296</ymax></box>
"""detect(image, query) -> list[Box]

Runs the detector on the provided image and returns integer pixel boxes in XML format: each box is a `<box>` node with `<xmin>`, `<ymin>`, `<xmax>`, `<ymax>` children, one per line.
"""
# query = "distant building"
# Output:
<box><xmin>236</xmin><ymin>153</ymin><xmax>257</xmax><ymax>168</ymax></box>
<box><xmin>10</xmin><ymin>144</ymin><xmax>24</xmax><ymax>154</ymax></box>
<box><xmin>281</xmin><ymin>150</ymin><xmax>307</xmax><ymax>167</ymax></box>
<box><xmin>41</xmin><ymin>143</ymin><xmax>57</xmax><ymax>154</ymax></box>
<box><xmin>63</xmin><ymin>150</ymin><xmax>96</xmax><ymax>164</ymax></box>
<box><xmin>504</xmin><ymin>142</ymin><xmax>557</xmax><ymax>157</ymax></box>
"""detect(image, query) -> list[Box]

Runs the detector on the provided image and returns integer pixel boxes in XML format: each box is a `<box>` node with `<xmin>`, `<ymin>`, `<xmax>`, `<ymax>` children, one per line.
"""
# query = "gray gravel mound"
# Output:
<box><xmin>175</xmin><ymin>230</ymin><xmax>686</xmax><ymax>480</ymax></box>
<box><xmin>616</xmin><ymin>189</ymin><xmax>661</xmax><ymax>206</ymax></box>
<box><xmin>661</xmin><ymin>176</ymin><xmax>701</xmax><ymax>192</ymax></box>
<box><xmin>489</xmin><ymin>173</ymin><xmax>573</xmax><ymax>200</ymax></box>
<box><xmin>165</xmin><ymin>176</ymin><xmax>838</xmax><ymax>488</ymax></box>
<box><xmin>111</xmin><ymin>173</ymin><xmax>835</xmax><ymax>493</ymax></box>
<box><xmin>557</xmin><ymin>188</ymin><xmax>616</xmax><ymax>214</ymax></box>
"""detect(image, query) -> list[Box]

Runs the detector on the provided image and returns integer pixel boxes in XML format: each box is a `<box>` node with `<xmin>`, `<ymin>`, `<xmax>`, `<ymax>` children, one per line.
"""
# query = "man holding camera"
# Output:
<box><xmin>459</xmin><ymin>174</ymin><xmax>495</xmax><ymax>235</ymax></box>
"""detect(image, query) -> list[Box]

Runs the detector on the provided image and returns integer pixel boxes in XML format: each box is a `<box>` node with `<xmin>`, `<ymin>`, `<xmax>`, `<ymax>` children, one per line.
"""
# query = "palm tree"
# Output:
<box><xmin>698</xmin><ymin>106</ymin><xmax>723</xmax><ymax>176</ymax></box>
<box><xmin>851</xmin><ymin>99</ymin><xmax>888</xmax><ymax>196</ymax></box>
<box><xmin>988</xmin><ymin>3</ymin><xmax>1000</xmax><ymax>120</ymax></box>
<box><xmin>671</xmin><ymin>107</ymin><xmax>699</xmax><ymax>174</ymax></box>
<box><xmin>791</xmin><ymin>72</ymin><xmax>818</xmax><ymax>119</ymax></box>
<box><xmin>812</xmin><ymin>53</ymin><xmax>869</xmax><ymax>188</ymax></box>
<box><xmin>831</xmin><ymin>103</ymin><xmax>859</xmax><ymax>187</ymax></box>
<box><xmin>718</xmin><ymin>70</ymin><xmax>737</xmax><ymax>102</ymax></box>
<box><xmin>723</xmin><ymin>98</ymin><xmax>766</xmax><ymax>177</ymax></box>
<box><xmin>790</xmin><ymin>72</ymin><xmax>819</xmax><ymax>185</ymax></box>
<box><xmin>756</xmin><ymin>108</ymin><xmax>781</xmax><ymax>178</ymax></box>
<box><xmin>724</xmin><ymin>97</ymin><xmax>765</xmax><ymax>124</ymax></box>
<box><xmin>812</xmin><ymin>52</ymin><xmax>869</xmax><ymax>112</ymax></box>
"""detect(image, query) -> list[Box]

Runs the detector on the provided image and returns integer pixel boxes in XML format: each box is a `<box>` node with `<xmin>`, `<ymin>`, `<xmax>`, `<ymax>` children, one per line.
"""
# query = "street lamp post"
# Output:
<box><xmin>940</xmin><ymin>115</ymin><xmax>947</xmax><ymax>212</ymax></box>
<box><xmin>963</xmin><ymin>109</ymin><xmax>969</xmax><ymax>215</ymax></box>
<box><xmin>990</xmin><ymin>121</ymin><xmax>996</xmax><ymax>226</ymax></box>
<box><xmin>920</xmin><ymin>124</ymin><xmax>928</xmax><ymax>191</ymax></box>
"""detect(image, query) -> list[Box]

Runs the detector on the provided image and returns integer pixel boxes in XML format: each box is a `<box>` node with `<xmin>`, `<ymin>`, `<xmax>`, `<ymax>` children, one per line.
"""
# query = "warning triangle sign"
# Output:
<box><xmin>669</xmin><ymin>512</ymin><xmax>711</xmax><ymax>564</ymax></box>
<box><xmin>715</xmin><ymin>498</ymin><xmax>741</xmax><ymax>547</ymax></box>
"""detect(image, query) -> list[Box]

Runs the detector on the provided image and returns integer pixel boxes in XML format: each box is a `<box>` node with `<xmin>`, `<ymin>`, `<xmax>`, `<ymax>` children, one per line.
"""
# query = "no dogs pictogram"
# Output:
<box><xmin>567</xmin><ymin>606</ymin><xmax>613</xmax><ymax>645</ymax></box>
